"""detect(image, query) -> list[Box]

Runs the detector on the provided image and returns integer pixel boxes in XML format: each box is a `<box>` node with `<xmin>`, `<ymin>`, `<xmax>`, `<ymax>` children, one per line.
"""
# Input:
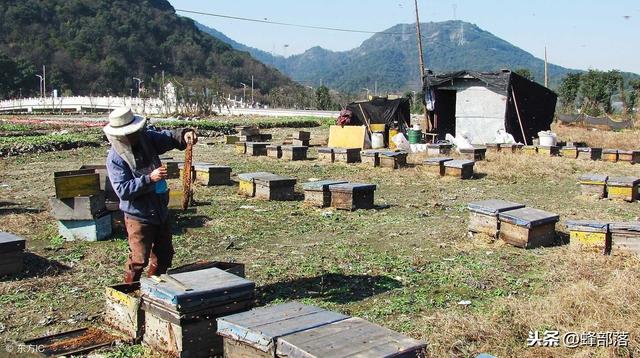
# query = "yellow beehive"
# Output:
<box><xmin>567</xmin><ymin>221</ymin><xmax>611</xmax><ymax>254</ymax></box>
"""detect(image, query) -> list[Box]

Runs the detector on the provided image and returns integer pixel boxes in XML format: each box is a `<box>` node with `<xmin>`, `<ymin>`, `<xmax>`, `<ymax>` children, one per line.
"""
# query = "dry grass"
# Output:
<box><xmin>553</xmin><ymin>123</ymin><xmax>640</xmax><ymax>150</ymax></box>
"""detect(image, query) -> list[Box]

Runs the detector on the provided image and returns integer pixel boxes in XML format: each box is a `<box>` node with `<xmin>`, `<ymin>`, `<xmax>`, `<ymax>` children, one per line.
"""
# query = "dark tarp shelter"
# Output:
<box><xmin>346</xmin><ymin>97</ymin><xmax>411</xmax><ymax>132</ymax></box>
<box><xmin>423</xmin><ymin>70</ymin><xmax>557</xmax><ymax>144</ymax></box>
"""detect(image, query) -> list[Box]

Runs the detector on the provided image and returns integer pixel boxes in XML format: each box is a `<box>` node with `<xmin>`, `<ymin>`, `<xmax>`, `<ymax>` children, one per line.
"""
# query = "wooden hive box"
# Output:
<box><xmin>194</xmin><ymin>164</ymin><xmax>231</xmax><ymax>186</ymax></box>
<box><xmin>443</xmin><ymin>160</ymin><xmax>475</xmax><ymax>179</ymax></box>
<box><xmin>459</xmin><ymin>146</ymin><xmax>487</xmax><ymax>161</ymax></box>
<box><xmin>276</xmin><ymin>317</ymin><xmax>427</xmax><ymax>358</ymax></box>
<box><xmin>607</xmin><ymin>176</ymin><xmax>640</xmax><ymax>202</ymax></box>
<box><xmin>602</xmin><ymin>149</ymin><xmax>619</xmax><ymax>162</ymax></box>
<box><xmin>499</xmin><ymin>143</ymin><xmax>517</xmax><ymax>153</ymax></box>
<box><xmin>164</xmin><ymin>161</ymin><xmax>183</xmax><ymax>179</ymax></box>
<box><xmin>292</xmin><ymin>139</ymin><xmax>310</xmax><ymax>146</ymax></box>
<box><xmin>254</xmin><ymin>174</ymin><xmax>297</xmax><ymax>201</ymax></box>
<box><xmin>141</xmin><ymin>267</ymin><xmax>255</xmax><ymax>358</ymax></box>
<box><xmin>54</xmin><ymin>169</ymin><xmax>101</xmax><ymax>199</ymax></box>
<box><xmin>235</xmin><ymin>142</ymin><xmax>247</xmax><ymax>155</ymax></box>
<box><xmin>426</xmin><ymin>143</ymin><xmax>452</xmax><ymax>156</ymax></box>
<box><xmin>57</xmin><ymin>212</ymin><xmax>113</xmax><ymax>242</ymax></box>
<box><xmin>485</xmin><ymin>143</ymin><xmax>500</xmax><ymax>154</ymax></box>
<box><xmin>467</xmin><ymin>200</ymin><xmax>526</xmax><ymax>238</ymax></box>
<box><xmin>302</xmin><ymin>179</ymin><xmax>348</xmax><ymax>207</ymax></box>
<box><xmin>267</xmin><ymin>145</ymin><xmax>282</xmax><ymax>159</ymax></box>
<box><xmin>225</xmin><ymin>135</ymin><xmax>240</xmax><ymax>144</ymax></box>
<box><xmin>0</xmin><ymin>232</ymin><xmax>26</xmax><ymax>276</ymax></box>
<box><xmin>617</xmin><ymin>150</ymin><xmax>640</xmax><ymax>164</ymax></box>
<box><xmin>105</xmin><ymin>282</ymin><xmax>144</xmax><ymax>342</ymax></box>
<box><xmin>329</xmin><ymin>183</ymin><xmax>377</xmax><ymax>211</ymax></box>
<box><xmin>49</xmin><ymin>193</ymin><xmax>107</xmax><ymax>220</ymax></box>
<box><xmin>423</xmin><ymin>157</ymin><xmax>453</xmax><ymax>176</ymax></box>
<box><xmin>566</xmin><ymin>220</ymin><xmax>611</xmax><ymax>254</ymax></box>
<box><xmin>561</xmin><ymin>146</ymin><xmax>578</xmax><ymax>159</ymax></box>
<box><xmin>610</xmin><ymin>222</ymin><xmax>640</xmax><ymax>256</ymax></box>
<box><xmin>379</xmin><ymin>151</ymin><xmax>408</xmax><ymax>169</ymax></box>
<box><xmin>578</xmin><ymin>173</ymin><xmax>608</xmax><ymax>198</ymax></box>
<box><xmin>334</xmin><ymin>148</ymin><xmax>361</xmax><ymax>163</ymax></box>
<box><xmin>236</xmin><ymin>126</ymin><xmax>260</xmax><ymax>137</ymax></box>
<box><xmin>294</xmin><ymin>131</ymin><xmax>311</xmax><ymax>141</ymax></box>
<box><xmin>217</xmin><ymin>301</ymin><xmax>349</xmax><ymax>358</ymax></box>
<box><xmin>237</xmin><ymin>172</ymin><xmax>272</xmax><ymax>197</ymax></box>
<box><xmin>498</xmin><ymin>208</ymin><xmax>559</xmax><ymax>249</ymax></box>
<box><xmin>360</xmin><ymin>150</ymin><xmax>382</xmax><ymax>167</ymax></box>
<box><xmin>537</xmin><ymin>145</ymin><xmax>560</xmax><ymax>156</ymax></box>
<box><xmin>246</xmin><ymin>142</ymin><xmax>269</xmax><ymax>156</ymax></box>
<box><xmin>523</xmin><ymin>145</ymin><xmax>538</xmax><ymax>155</ymax></box>
<box><xmin>577</xmin><ymin>147</ymin><xmax>602</xmax><ymax>160</ymax></box>
<box><xmin>282</xmin><ymin>145</ymin><xmax>308</xmax><ymax>161</ymax></box>
<box><xmin>317</xmin><ymin>147</ymin><xmax>334</xmax><ymax>162</ymax></box>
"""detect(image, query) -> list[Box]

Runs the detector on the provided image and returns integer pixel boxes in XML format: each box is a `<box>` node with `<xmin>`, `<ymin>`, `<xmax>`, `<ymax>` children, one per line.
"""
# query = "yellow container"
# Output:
<box><xmin>238</xmin><ymin>180</ymin><xmax>255</xmax><ymax>197</ymax></box>
<box><xmin>370</xmin><ymin>124</ymin><xmax>385</xmax><ymax>132</ymax></box>
<box><xmin>388</xmin><ymin>128</ymin><xmax>399</xmax><ymax>150</ymax></box>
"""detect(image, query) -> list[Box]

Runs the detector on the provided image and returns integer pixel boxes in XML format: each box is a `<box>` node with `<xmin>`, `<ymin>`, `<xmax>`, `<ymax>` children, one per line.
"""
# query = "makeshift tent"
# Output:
<box><xmin>423</xmin><ymin>70</ymin><xmax>557</xmax><ymax>144</ymax></box>
<box><xmin>346</xmin><ymin>97</ymin><xmax>411</xmax><ymax>132</ymax></box>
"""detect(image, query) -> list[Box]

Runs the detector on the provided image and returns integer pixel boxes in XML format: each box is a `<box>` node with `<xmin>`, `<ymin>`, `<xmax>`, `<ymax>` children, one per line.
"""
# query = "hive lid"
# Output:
<box><xmin>565</xmin><ymin>220</ymin><xmax>609</xmax><ymax>232</ymax></box>
<box><xmin>608</xmin><ymin>176</ymin><xmax>640</xmax><ymax>186</ymax></box>
<box><xmin>0</xmin><ymin>232</ymin><xmax>26</xmax><ymax>251</ymax></box>
<box><xmin>246</xmin><ymin>142</ymin><xmax>270</xmax><ymax>147</ymax></box>
<box><xmin>485</xmin><ymin>143</ymin><xmax>500</xmax><ymax>147</ymax></box>
<box><xmin>618</xmin><ymin>150</ymin><xmax>639</xmax><ymax>154</ymax></box>
<box><xmin>140</xmin><ymin>267</ymin><xmax>255</xmax><ymax>310</ymax></box>
<box><xmin>424</xmin><ymin>157</ymin><xmax>453</xmax><ymax>165</ymax></box>
<box><xmin>302</xmin><ymin>180</ymin><xmax>348</xmax><ymax>191</ymax></box>
<box><xmin>380</xmin><ymin>151</ymin><xmax>407</xmax><ymax>158</ymax></box>
<box><xmin>577</xmin><ymin>147</ymin><xmax>601</xmax><ymax>152</ymax></box>
<box><xmin>603</xmin><ymin>148</ymin><xmax>618</xmax><ymax>154</ymax></box>
<box><xmin>238</xmin><ymin>172</ymin><xmax>273</xmax><ymax>182</ymax></box>
<box><xmin>467</xmin><ymin>200</ymin><xmax>526</xmax><ymax>215</ymax></box>
<box><xmin>360</xmin><ymin>149</ymin><xmax>383</xmax><ymax>156</ymax></box>
<box><xmin>276</xmin><ymin>317</ymin><xmax>427</xmax><ymax>358</ymax></box>
<box><xmin>329</xmin><ymin>183</ymin><xmax>377</xmax><ymax>192</ymax></box>
<box><xmin>498</xmin><ymin>207</ymin><xmax>559</xmax><ymax>228</ymax></box>
<box><xmin>217</xmin><ymin>301</ymin><xmax>349</xmax><ymax>353</ymax></box>
<box><xmin>333</xmin><ymin>147</ymin><xmax>360</xmax><ymax>154</ymax></box>
<box><xmin>318</xmin><ymin>147</ymin><xmax>333</xmax><ymax>153</ymax></box>
<box><xmin>538</xmin><ymin>145</ymin><xmax>558</xmax><ymax>149</ymax></box>
<box><xmin>578</xmin><ymin>173</ymin><xmax>608</xmax><ymax>183</ymax></box>
<box><xmin>459</xmin><ymin>147</ymin><xmax>483</xmax><ymax>153</ymax></box>
<box><xmin>193</xmin><ymin>163</ymin><xmax>230</xmax><ymax>171</ymax></box>
<box><xmin>610</xmin><ymin>222</ymin><xmax>640</xmax><ymax>232</ymax></box>
<box><xmin>266</xmin><ymin>144</ymin><xmax>282</xmax><ymax>149</ymax></box>
<box><xmin>444</xmin><ymin>160</ymin><xmax>474</xmax><ymax>168</ymax></box>
<box><xmin>427</xmin><ymin>143</ymin><xmax>452</xmax><ymax>148</ymax></box>
<box><xmin>282</xmin><ymin>145</ymin><xmax>308</xmax><ymax>150</ymax></box>
<box><xmin>254</xmin><ymin>174</ymin><xmax>296</xmax><ymax>187</ymax></box>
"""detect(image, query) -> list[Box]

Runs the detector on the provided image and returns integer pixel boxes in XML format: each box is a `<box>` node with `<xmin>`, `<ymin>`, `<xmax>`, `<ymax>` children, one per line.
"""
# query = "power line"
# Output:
<box><xmin>176</xmin><ymin>9</ymin><xmax>406</xmax><ymax>35</ymax></box>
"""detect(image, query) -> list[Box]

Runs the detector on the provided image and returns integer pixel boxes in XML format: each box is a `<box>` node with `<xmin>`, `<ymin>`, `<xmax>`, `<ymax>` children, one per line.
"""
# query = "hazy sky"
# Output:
<box><xmin>169</xmin><ymin>0</ymin><xmax>640</xmax><ymax>73</ymax></box>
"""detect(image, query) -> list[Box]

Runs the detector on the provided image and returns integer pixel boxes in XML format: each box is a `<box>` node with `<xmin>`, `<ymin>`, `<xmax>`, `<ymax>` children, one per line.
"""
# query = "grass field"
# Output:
<box><xmin>0</xmin><ymin>121</ymin><xmax>639</xmax><ymax>357</ymax></box>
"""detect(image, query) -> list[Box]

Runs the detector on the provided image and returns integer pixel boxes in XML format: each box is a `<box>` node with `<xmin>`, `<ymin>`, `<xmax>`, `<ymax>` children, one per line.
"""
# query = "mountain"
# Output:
<box><xmin>198</xmin><ymin>21</ymin><xmax>580</xmax><ymax>93</ymax></box>
<box><xmin>0</xmin><ymin>0</ymin><xmax>293</xmax><ymax>98</ymax></box>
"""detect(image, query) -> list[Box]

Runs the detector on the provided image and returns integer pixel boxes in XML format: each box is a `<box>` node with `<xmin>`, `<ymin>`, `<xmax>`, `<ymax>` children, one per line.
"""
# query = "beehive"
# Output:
<box><xmin>302</xmin><ymin>180</ymin><xmax>348</xmax><ymax>207</ymax></box>
<box><xmin>577</xmin><ymin>147</ymin><xmax>602</xmax><ymax>160</ymax></box>
<box><xmin>500</xmin><ymin>143</ymin><xmax>522</xmax><ymax>153</ymax></box>
<box><xmin>267</xmin><ymin>145</ymin><xmax>282</xmax><ymax>159</ymax></box>
<box><xmin>467</xmin><ymin>200</ymin><xmax>526</xmax><ymax>238</ymax></box>
<box><xmin>566</xmin><ymin>220</ymin><xmax>611</xmax><ymax>254</ymax></box>
<box><xmin>427</xmin><ymin>143</ymin><xmax>453</xmax><ymax>156</ymax></box>
<box><xmin>617</xmin><ymin>150</ymin><xmax>640</xmax><ymax>164</ymax></box>
<box><xmin>237</xmin><ymin>172</ymin><xmax>272</xmax><ymax>197</ymax></box>
<box><xmin>57</xmin><ymin>212</ymin><xmax>113</xmax><ymax>241</ymax></box>
<box><xmin>49</xmin><ymin>193</ymin><xmax>107</xmax><ymax>220</ymax></box>
<box><xmin>0</xmin><ymin>232</ymin><xmax>26</xmax><ymax>276</ymax></box>
<box><xmin>602</xmin><ymin>149</ymin><xmax>619</xmax><ymax>162</ymax></box>
<box><xmin>225</xmin><ymin>135</ymin><xmax>240</xmax><ymax>144</ymax></box>
<box><xmin>236</xmin><ymin>126</ymin><xmax>260</xmax><ymax>137</ymax></box>
<box><xmin>141</xmin><ymin>268</ymin><xmax>255</xmax><ymax>358</ymax></box>
<box><xmin>423</xmin><ymin>157</ymin><xmax>453</xmax><ymax>176</ymax></box>
<box><xmin>105</xmin><ymin>282</ymin><xmax>144</xmax><ymax>341</ymax></box>
<box><xmin>459</xmin><ymin>146</ymin><xmax>487</xmax><ymax>161</ymax></box>
<box><xmin>292</xmin><ymin>139</ymin><xmax>310</xmax><ymax>146</ymax></box>
<box><xmin>607</xmin><ymin>176</ymin><xmax>640</xmax><ymax>202</ymax></box>
<box><xmin>561</xmin><ymin>146</ymin><xmax>578</xmax><ymax>159</ymax></box>
<box><xmin>498</xmin><ymin>208</ymin><xmax>559</xmax><ymax>249</ymax></box>
<box><xmin>485</xmin><ymin>143</ymin><xmax>500</xmax><ymax>154</ymax></box>
<box><xmin>246</xmin><ymin>142</ymin><xmax>269</xmax><ymax>156</ymax></box>
<box><xmin>330</xmin><ymin>183</ymin><xmax>377</xmax><ymax>211</ymax></box>
<box><xmin>293</xmin><ymin>131</ymin><xmax>311</xmax><ymax>140</ymax></box>
<box><xmin>276</xmin><ymin>317</ymin><xmax>427</xmax><ymax>358</ymax></box>
<box><xmin>317</xmin><ymin>147</ymin><xmax>334</xmax><ymax>162</ymax></box>
<box><xmin>443</xmin><ymin>160</ymin><xmax>475</xmax><ymax>179</ymax></box>
<box><xmin>578</xmin><ymin>173</ymin><xmax>608</xmax><ymax>198</ymax></box>
<box><xmin>360</xmin><ymin>150</ymin><xmax>382</xmax><ymax>167</ymax></box>
<box><xmin>235</xmin><ymin>142</ymin><xmax>247</xmax><ymax>155</ymax></box>
<box><xmin>54</xmin><ymin>169</ymin><xmax>101</xmax><ymax>199</ymax></box>
<box><xmin>523</xmin><ymin>145</ymin><xmax>538</xmax><ymax>155</ymax></box>
<box><xmin>282</xmin><ymin>145</ymin><xmax>308</xmax><ymax>161</ymax></box>
<box><xmin>217</xmin><ymin>302</ymin><xmax>349</xmax><ymax>358</ymax></box>
<box><xmin>254</xmin><ymin>174</ymin><xmax>297</xmax><ymax>201</ymax></box>
<box><xmin>610</xmin><ymin>222</ymin><xmax>640</xmax><ymax>256</ymax></box>
<box><xmin>334</xmin><ymin>148</ymin><xmax>361</xmax><ymax>163</ymax></box>
<box><xmin>379</xmin><ymin>151</ymin><xmax>408</xmax><ymax>169</ymax></box>
<box><xmin>537</xmin><ymin>145</ymin><xmax>560</xmax><ymax>156</ymax></box>
<box><xmin>194</xmin><ymin>164</ymin><xmax>231</xmax><ymax>186</ymax></box>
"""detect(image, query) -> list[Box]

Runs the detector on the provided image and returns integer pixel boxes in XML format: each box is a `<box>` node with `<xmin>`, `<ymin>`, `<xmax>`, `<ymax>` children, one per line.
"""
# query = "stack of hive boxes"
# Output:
<box><xmin>0</xmin><ymin>232</ymin><xmax>26</xmax><ymax>276</ymax></box>
<box><xmin>141</xmin><ymin>267</ymin><xmax>255</xmax><ymax>357</ymax></box>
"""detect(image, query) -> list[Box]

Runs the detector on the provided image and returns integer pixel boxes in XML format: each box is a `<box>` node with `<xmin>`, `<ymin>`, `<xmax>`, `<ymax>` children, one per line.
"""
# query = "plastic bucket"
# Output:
<box><xmin>538</xmin><ymin>131</ymin><xmax>557</xmax><ymax>146</ymax></box>
<box><xmin>408</xmin><ymin>129</ymin><xmax>422</xmax><ymax>144</ymax></box>
<box><xmin>371</xmin><ymin>132</ymin><xmax>384</xmax><ymax>149</ymax></box>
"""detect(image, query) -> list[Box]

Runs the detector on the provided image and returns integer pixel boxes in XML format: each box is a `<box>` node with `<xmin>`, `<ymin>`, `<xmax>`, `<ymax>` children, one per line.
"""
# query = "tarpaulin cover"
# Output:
<box><xmin>557</xmin><ymin>114</ymin><xmax>634</xmax><ymax>130</ymax></box>
<box><xmin>346</xmin><ymin>97</ymin><xmax>411</xmax><ymax>132</ymax></box>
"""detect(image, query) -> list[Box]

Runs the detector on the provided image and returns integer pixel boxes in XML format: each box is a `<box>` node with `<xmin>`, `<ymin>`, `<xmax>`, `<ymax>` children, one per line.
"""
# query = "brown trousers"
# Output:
<box><xmin>124</xmin><ymin>216</ymin><xmax>174</xmax><ymax>283</ymax></box>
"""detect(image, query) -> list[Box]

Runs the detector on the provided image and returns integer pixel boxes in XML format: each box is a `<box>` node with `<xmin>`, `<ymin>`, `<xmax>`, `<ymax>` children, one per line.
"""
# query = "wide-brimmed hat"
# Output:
<box><xmin>103</xmin><ymin>107</ymin><xmax>146</xmax><ymax>137</ymax></box>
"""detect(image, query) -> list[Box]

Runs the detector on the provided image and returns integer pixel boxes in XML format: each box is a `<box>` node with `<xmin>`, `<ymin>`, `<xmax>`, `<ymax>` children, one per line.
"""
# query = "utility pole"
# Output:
<box><xmin>414</xmin><ymin>0</ymin><xmax>429</xmax><ymax>131</ymax></box>
<box><xmin>374</xmin><ymin>81</ymin><xmax>378</xmax><ymax>96</ymax></box>
<box><xmin>544</xmin><ymin>46</ymin><xmax>549</xmax><ymax>88</ymax></box>
<box><xmin>251</xmin><ymin>75</ymin><xmax>254</xmax><ymax>105</ymax></box>
<box><xmin>240</xmin><ymin>83</ymin><xmax>247</xmax><ymax>104</ymax></box>
<box><xmin>43</xmin><ymin>65</ymin><xmax>46</xmax><ymax>98</ymax></box>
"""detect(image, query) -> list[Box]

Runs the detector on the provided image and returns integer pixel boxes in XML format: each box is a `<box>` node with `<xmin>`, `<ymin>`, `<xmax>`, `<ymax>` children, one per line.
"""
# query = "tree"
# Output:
<box><xmin>628</xmin><ymin>79</ymin><xmax>640</xmax><ymax>114</ymax></box>
<box><xmin>514</xmin><ymin>68</ymin><xmax>534</xmax><ymax>81</ymax></box>
<box><xmin>579</xmin><ymin>70</ymin><xmax>621</xmax><ymax>116</ymax></box>
<box><xmin>557</xmin><ymin>73</ymin><xmax>581</xmax><ymax>113</ymax></box>
<box><xmin>315</xmin><ymin>85</ymin><xmax>332</xmax><ymax>110</ymax></box>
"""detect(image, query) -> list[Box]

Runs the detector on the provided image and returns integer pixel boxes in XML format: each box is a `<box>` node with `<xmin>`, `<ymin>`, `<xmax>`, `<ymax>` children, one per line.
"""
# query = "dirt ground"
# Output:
<box><xmin>1</xmin><ymin>122</ymin><xmax>639</xmax><ymax>357</ymax></box>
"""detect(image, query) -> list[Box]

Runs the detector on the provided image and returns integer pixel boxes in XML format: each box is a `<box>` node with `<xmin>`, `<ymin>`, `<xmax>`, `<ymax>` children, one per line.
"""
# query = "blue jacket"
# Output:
<box><xmin>106</xmin><ymin>128</ymin><xmax>187</xmax><ymax>225</ymax></box>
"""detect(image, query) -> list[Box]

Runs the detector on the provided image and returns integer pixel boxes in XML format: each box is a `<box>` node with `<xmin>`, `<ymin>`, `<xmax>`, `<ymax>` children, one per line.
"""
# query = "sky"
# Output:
<box><xmin>168</xmin><ymin>0</ymin><xmax>640</xmax><ymax>73</ymax></box>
